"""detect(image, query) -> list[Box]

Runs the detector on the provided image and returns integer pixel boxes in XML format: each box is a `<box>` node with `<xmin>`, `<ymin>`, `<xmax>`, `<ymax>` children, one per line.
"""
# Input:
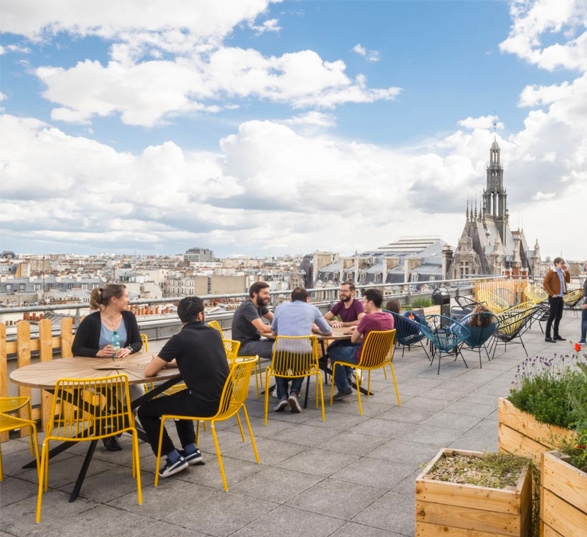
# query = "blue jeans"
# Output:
<box><xmin>580</xmin><ymin>307</ymin><xmax>587</xmax><ymax>343</ymax></box>
<box><xmin>329</xmin><ymin>344</ymin><xmax>360</xmax><ymax>392</ymax></box>
<box><xmin>275</xmin><ymin>377</ymin><xmax>303</xmax><ymax>400</ymax></box>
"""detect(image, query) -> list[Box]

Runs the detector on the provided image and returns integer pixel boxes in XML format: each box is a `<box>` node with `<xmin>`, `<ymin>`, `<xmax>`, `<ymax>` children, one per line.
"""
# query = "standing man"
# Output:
<box><xmin>543</xmin><ymin>257</ymin><xmax>571</xmax><ymax>343</ymax></box>
<box><xmin>232</xmin><ymin>282</ymin><xmax>274</xmax><ymax>359</ymax></box>
<box><xmin>324</xmin><ymin>282</ymin><xmax>365</xmax><ymax>328</ymax></box>
<box><xmin>139</xmin><ymin>296</ymin><xmax>229</xmax><ymax>479</ymax></box>
<box><xmin>329</xmin><ymin>288</ymin><xmax>394</xmax><ymax>400</ymax></box>
<box><xmin>270</xmin><ymin>287</ymin><xmax>331</xmax><ymax>413</ymax></box>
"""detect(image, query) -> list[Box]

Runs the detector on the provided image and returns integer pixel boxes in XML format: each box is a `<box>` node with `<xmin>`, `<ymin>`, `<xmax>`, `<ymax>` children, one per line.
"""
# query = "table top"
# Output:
<box><xmin>9</xmin><ymin>353</ymin><xmax>181</xmax><ymax>390</ymax></box>
<box><xmin>266</xmin><ymin>327</ymin><xmax>352</xmax><ymax>341</ymax></box>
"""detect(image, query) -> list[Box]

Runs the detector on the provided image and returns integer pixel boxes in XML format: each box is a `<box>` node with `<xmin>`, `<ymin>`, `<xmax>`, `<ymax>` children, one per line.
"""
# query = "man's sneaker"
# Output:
<box><xmin>274</xmin><ymin>398</ymin><xmax>289</xmax><ymax>412</ymax></box>
<box><xmin>180</xmin><ymin>448</ymin><xmax>203</xmax><ymax>466</ymax></box>
<box><xmin>159</xmin><ymin>456</ymin><xmax>188</xmax><ymax>478</ymax></box>
<box><xmin>288</xmin><ymin>392</ymin><xmax>302</xmax><ymax>413</ymax></box>
<box><xmin>333</xmin><ymin>388</ymin><xmax>353</xmax><ymax>401</ymax></box>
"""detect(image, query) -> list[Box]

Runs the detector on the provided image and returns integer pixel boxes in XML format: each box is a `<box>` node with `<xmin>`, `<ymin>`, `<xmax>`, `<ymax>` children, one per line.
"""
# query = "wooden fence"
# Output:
<box><xmin>0</xmin><ymin>318</ymin><xmax>74</xmax><ymax>441</ymax></box>
<box><xmin>474</xmin><ymin>279</ymin><xmax>529</xmax><ymax>305</ymax></box>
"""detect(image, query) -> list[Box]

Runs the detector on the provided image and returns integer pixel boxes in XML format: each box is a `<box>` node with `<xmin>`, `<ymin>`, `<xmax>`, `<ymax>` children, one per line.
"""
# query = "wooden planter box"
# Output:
<box><xmin>415</xmin><ymin>448</ymin><xmax>532</xmax><ymax>537</ymax></box>
<box><xmin>498</xmin><ymin>398</ymin><xmax>573</xmax><ymax>465</ymax></box>
<box><xmin>541</xmin><ymin>451</ymin><xmax>587</xmax><ymax>537</ymax></box>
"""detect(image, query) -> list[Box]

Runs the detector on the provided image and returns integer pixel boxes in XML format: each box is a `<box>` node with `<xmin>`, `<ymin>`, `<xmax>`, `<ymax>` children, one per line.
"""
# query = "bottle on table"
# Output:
<box><xmin>111</xmin><ymin>331</ymin><xmax>120</xmax><ymax>359</ymax></box>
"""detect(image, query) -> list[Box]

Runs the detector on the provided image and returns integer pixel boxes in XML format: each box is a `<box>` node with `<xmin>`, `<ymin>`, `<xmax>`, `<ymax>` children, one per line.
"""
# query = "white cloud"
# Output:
<box><xmin>34</xmin><ymin>48</ymin><xmax>400</xmax><ymax>127</ymax></box>
<box><xmin>499</xmin><ymin>0</ymin><xmax>587</xmax><ymax>70</ymax></box>
<box><xmin>458</xmin><ymin>115</ymin><xmax>504</xmax><ymax>130</ymax></box>
<box><xmin>351</xmin><ymin>43</ymin><xmax>380</xmax><ymax>63</ymax></box>
<box><xmin>250</xmin><ymin>18</ymin><xmax>281</xmax><ymax>35</ymax></box>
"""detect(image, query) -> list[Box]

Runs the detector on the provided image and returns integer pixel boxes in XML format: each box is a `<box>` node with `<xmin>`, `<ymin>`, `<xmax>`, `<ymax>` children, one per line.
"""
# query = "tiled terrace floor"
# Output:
<box><xmin>0</xmin><ymin>311</ymin><xmax>582</xmax><ymax>536</ymax></box>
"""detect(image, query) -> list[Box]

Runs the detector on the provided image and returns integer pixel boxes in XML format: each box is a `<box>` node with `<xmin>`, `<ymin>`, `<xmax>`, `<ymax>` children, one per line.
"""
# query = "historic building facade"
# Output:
<box><xmin>445</xmin><ymin>139</ymin><xmax>541</xmax><ymax>279</ymax></box>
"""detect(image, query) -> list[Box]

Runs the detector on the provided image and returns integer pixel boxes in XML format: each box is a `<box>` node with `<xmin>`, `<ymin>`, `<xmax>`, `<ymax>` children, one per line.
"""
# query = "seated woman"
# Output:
<box><xmin>385</xmin><ymin>300</ymin><xmax>423</xmax><ymax>323</ymax></box>
<box><xmin>72</xmin><ymin>283</ymin><xmax>143</xmax><ymax>450</ymax></box>
<box><xmin>451</xmin><ymin>304</ymin><xmax>497</xmax><ymax>344</ymax></box>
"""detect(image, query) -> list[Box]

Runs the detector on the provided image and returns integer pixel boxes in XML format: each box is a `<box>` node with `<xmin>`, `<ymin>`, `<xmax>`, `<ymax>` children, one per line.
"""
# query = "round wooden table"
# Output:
<box><xmin>10</xmin><ymin>353</ymin><xmax>181</xmax><ymax>389</ymax></box>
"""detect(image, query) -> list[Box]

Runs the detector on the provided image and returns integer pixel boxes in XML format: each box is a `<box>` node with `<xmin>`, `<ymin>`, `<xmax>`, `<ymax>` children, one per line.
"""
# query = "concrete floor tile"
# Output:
<box><xmin>286</xmin><ymin>478</ymin><xmax>384</xmax><ymax>519</ymax></box>
<box><xmin>229</xmin><ymin>504</ymin><xmax>344</xmax><ymax>537</ymax></box>
<box><xmin>331</xmin><ymin>457</ymin><xmax>414</xmax><ymax>490</ymax></box>
<box><xmin>353</xmin><ymin>490</ymin><xmax>415</xmax><ymax>536</ymax></box>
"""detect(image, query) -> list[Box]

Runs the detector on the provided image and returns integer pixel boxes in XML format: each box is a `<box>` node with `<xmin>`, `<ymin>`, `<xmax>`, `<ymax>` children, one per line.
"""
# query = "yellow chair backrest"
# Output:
<box><xmin>223</xmin><ymin>339</ymin><xmax>241</xmax><ymax>365</ymax></box>
<box><xmin>216</xmin><ymin>357</ymin><xmax>257</xmax><ymax>420</ymax></box>
<box><xmin>563</xmin><ymin>289</ymin><xmax>584</xmax><ymax>305</ymax></box>
<box><xmin>357</xmin><ymin>330</ymin><xmax>396</xmax><ymax>369</ymax></box>
<box><xmin>477</xmin><ymin>290</ymin><xmax>508</xmax><ymax>313</ymax></box>
<box><xmin>270</xmin><ymin>335</ymin><xmax>319</xmax><ymax>378</ymax></box>
<box><xmin>525</xmin><ymin>284</ymin><xmax>547</xmax><ymax>304</ymax></box>
<box><xmin>208</xmin><ymin>320</ymin><xmax>225</xmax><ymax>338</ymax></box>
<box><xmin>47</xmin><ymin>375</ymin><xmax>134</xmax><ymax>442</ymax></box>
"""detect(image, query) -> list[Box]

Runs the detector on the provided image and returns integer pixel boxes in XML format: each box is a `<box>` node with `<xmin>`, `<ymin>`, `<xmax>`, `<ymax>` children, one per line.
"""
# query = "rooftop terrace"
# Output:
<box><xmin>0</xmin><ymin>311</ymin><xmax>582</xmax><ymax>537</ymax></box>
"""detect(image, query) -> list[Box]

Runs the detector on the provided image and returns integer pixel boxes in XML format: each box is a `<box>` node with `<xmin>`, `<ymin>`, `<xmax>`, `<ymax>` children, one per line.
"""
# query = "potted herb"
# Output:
<box><xmin>415</xmin><ymin>448</ymin><xmax>532</xmax><ymax>536</ymax></box>
<box><xmin>498</xmin><ymin>349</ymin><xmax>587</xmax><ymax>464</ymax></box>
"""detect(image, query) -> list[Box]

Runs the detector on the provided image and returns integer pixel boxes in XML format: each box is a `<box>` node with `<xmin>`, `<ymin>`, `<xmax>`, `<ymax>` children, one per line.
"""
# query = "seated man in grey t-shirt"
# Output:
<box><xmin>231</xmin><ymin>281</ymin><xmax>274</xmax><ymax>359</ymax></box>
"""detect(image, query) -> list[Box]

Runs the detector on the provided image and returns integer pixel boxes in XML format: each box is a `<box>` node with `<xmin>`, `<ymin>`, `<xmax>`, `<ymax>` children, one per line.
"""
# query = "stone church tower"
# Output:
<box><xmin>445</xmin><ymin>138</ymin><xmax>540</xmax><ymax>279</ymax></box>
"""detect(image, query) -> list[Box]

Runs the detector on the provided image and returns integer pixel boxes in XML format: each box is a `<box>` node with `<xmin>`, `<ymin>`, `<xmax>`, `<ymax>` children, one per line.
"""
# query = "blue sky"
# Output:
<box><xmin>1</xmin><ymin>0</ymin><xmax>586</xmax><ymax>260</ymax></box>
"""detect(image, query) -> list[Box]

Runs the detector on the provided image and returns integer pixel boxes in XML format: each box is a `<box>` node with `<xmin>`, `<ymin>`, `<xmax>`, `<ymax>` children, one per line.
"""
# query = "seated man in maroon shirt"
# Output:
<box><xmin>324</xmin><ymin>282</ymin><xmax>365</xmax><ymax>328</ymax></box>
<box><xmin>329</xmin><ymin>288</ymin><xmax>394</xmax><ymax>400</ymax></box>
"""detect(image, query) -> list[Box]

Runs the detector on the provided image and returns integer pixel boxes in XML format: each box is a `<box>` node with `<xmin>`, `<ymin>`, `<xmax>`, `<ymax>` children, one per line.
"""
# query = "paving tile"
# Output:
<box><xmin>161</xmin><ymin>489</ymin><xmax>278</xmax><ymax>536</ymax></box>
<box><xmin>329</xmin><ymin>521</ymin><xmax>407</xmax><ymax>537</ymax></box>
<box><xmin>353</xmin><ymin>490</ymin><xmax>415</xmax><ymax>536</ymax></box>
<box><xmin>228</xmin><ymin>466</ymin><xmax>322</xmax><ymax>503</ymax></box>
<box><xmin>420</xmin><ymin>411</ymin><xmax>483</xmax><ymax>433</ymax></box>
<box><xmin>0</xmin><ymin>476</ymin><xmax>38</xmax><ymax>507</ymax></box>
<box><xmin>286</xmin><ymin>478</ymin><xmax>384</xmax><ymax>519</ymax></box>
<box><xmin>367</xmin><ymin>439</ymin><xmax>442</xmax><ymax>466</ymax></box>
<box><xmin>229</xmin><ymin>504</ymin><xmax>344</xmax><ymax>537</ymax></box>
<box><xmin>316</xmin><ymin>430</ymin><xmax>389</xmax><ymax>457</ymax></box>
<box><xmin>331</xmin><ymin>457</ymin><xmax>414</xmax><ymax>490</ymax></box>
<box><xmin>276</xmin><ymin>446</ymin><xmax>358</xmax><ymax>477</ymax></box>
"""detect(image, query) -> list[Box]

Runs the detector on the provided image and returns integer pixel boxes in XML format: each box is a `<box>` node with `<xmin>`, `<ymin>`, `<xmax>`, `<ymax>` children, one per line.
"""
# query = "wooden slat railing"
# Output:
<box><xmin>1</xmin><ymin>318</ymin><xmax>74</xmax><ymax>440</ymax></box>
<box><xmin>474</xmin><ymin>279</ymin><xmax>529</xmax><ymax>306</ymax></box>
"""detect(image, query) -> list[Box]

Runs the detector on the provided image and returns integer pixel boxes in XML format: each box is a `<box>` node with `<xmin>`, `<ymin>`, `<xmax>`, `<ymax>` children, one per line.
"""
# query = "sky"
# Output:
<box><xmin>1</xmin><ymin>0</ymin><xmax>586</xmax><ymax>261</ymax></box>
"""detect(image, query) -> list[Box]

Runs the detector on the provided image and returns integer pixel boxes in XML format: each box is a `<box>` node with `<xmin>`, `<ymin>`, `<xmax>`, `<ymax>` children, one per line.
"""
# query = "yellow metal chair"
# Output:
<box><xmin>330</xmin><ymin>329</ymin><xmax>399</xmax><ymax>415</ymax></box>
<box><xmin>0</xmin><ymin>397</ymin><xmax>40</xmax><ymax>482</ymax></box>
<box><xmin>140</xmin><ymin>333</ymin><xmax>149</xmax><ymax>351</ymax></box>
<box><xmin>209</xmin><ymin>319</ymin><xmax>263</xmax><ymax>398</ymax></box>
<box><xmin>477</xmin><ymin>290</ymin><xmax>509</xmax><ymax>313</ymax></box>
<box><xmin>154</xmin><ymin>357</ymin><xmax>259</xmax><ymax>491</ymax></box>
<box><xmin>264</xmin><ymin>335</ymin><xmax>325</xmax><ymax>425</ymax></box>
<box><xmin>524</xmin><ymin>284</ymin><xmax>548</xmax><ymax>304</ymax></box>
<box><xmin>208</xmin><ymin>320</ymin><xmax>225</xmax><ymax>338</ymax></box>
<box><xmin>36</xmin><ymin>374</ymin><xmax>142</xmax><ymax>523</ymax></box>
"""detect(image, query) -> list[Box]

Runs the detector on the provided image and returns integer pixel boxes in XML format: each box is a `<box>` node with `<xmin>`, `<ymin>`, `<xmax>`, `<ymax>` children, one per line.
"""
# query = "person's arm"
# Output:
<box><xmin>314</xmin><ymin>311</ymin><xmax>332</xmax><ymax>335</ymax></box>
<box><xmin>252</xmin><ymin>317</ymin><xmax>273</xmax><ymax>335</ymax></box>
<box><xmin>144</xmin><ymin>355</ymin><xmax>171</xmax><ymax>377</ymax></box>
<box><xmin>72</xmin><ymin>314</ymin><xmax>103</xmax><ymax>357</ymax></box>
<box><xmin>263</xmin><ymin>310</ymin><xmax>274</xmax><ymax>322</ymax></box>
<box><xmin>350</xmin><ymin>326</ymin><xmax>361</xmax><ymax>344</ymax></box>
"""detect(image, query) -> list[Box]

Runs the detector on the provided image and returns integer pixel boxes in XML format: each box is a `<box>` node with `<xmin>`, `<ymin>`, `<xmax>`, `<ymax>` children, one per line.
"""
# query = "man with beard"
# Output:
<box><xmin>232</xmin><ymin>281</ymin><xmax>274</xmax><ymax>358</ymax></box>
<box><xmin>324</xmin><ymin>282</ymin><xmax>365</xmax><ymax>328</ymax></box>
<box><xmin>323</xmin><ymin>282</ymin><xmax>365</xmax><ymax>364</ymax></box>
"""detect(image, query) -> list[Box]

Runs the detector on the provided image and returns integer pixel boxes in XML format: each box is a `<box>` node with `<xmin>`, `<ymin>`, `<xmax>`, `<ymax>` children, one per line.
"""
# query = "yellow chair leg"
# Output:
<box><xmin>235</xmin><ymin>410</ymin><xmax>245</xmax><ymax>441</ymax></box>
<box><xmin>263</xmin><ymin>369</ymin><xmax>271</xmax><ymax>425</ymax></box>
<box><xmin>131</xmin><ymin>429</ymin><xmax>143</xmax><ymax>505</ymax></box>
<box><xmin>210</xmin><ymin>423</ymin><xmax>229</xmax><ymax>491</ymax></box>
<box><xmin>390</xmin><ymin>364</ymin><xmax>401</xmax><ymax>406</ymax></box>
<box><xmin>241</xmin><ymin>405</ymin><xmax>260</xmax><ymax>464</ymax></box>
<box><xmin>355</xmin><ymin>369</ymin><xmax>363</xmax><ymax>415</ymax></box>
<box><xmin>154</xmin><ymin>417</ymin><xmax>168</xmax><ymax>487</ymax></box>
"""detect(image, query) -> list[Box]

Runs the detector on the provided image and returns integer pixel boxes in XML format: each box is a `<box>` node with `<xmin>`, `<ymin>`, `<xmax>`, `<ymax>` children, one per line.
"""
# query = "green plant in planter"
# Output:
<box><xmin>508</xmin><ymin>348</ymin><xmax>587</xmax><ymax>429</ymax></box>
<box><xmin>410</xmin><ymin>297</ymin><xmax>432</xmax><ymax>309</ymax></box>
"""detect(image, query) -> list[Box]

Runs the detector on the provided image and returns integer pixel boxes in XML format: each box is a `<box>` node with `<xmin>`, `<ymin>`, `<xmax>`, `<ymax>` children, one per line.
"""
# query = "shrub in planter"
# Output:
<box><xmin>415</xmin><ymin>448</ymin><xmax>532</xmax><ymax>536</ymax></box>
<box><xmin>500</xmin><ymin>349</ymin><xmax>587</xmax><ymax>464</ymax></box>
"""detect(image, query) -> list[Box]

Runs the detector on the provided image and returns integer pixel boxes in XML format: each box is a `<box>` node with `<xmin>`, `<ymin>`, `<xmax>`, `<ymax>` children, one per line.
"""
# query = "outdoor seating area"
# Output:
<box><xmin>2</xmin><ymin>306</ymin><xmax>584</xmax><ymax>536</ymax></box>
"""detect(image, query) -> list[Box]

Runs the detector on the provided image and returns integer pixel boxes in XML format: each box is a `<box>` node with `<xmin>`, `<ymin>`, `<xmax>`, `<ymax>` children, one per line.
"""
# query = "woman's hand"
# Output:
<box><xmin>96</xmin><ymin>345</ymin><xmax>115</xmax><ymax>358</ymax></box>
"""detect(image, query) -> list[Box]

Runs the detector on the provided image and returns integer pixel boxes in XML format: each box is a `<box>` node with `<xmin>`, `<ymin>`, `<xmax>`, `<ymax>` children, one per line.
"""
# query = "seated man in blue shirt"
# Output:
<box><xmin>270</xmin><ymin>287</ymin><xmax>331</xmax><ymax>413</ymax></box>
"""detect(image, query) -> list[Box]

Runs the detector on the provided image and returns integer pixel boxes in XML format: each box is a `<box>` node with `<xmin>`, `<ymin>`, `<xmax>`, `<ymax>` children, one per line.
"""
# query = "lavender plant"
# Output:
<box><xmin>508</xmin><ymin>347</ymin><xmax>587</xmax><ymax>429</ymax></box>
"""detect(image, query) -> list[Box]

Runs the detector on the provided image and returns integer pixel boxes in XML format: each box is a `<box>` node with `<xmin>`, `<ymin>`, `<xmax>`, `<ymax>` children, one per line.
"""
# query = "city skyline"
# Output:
<box><xmin>1</xmin><ymin>1</ymin><xmax>586</xmax><ymax>261</ymax></box>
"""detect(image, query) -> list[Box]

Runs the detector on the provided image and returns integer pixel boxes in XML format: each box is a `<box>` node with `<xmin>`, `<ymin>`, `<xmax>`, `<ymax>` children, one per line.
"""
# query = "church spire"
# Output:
<box><xmin>482</xmin><ymin>138</ymin><xmax>508</xmax><ymax>244</ymax></box>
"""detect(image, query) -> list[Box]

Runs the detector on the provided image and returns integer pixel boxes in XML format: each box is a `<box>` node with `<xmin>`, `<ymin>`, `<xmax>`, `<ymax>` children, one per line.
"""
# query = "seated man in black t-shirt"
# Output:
<box><xmin>231</xmin><ymin>281</ymin><xmax>274</xmax><ymax>359</ymax></box>
<box><xmin>139</xmin><ymin>296</ymin><xmax>229</xmax><ymax>479</ymax></box>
